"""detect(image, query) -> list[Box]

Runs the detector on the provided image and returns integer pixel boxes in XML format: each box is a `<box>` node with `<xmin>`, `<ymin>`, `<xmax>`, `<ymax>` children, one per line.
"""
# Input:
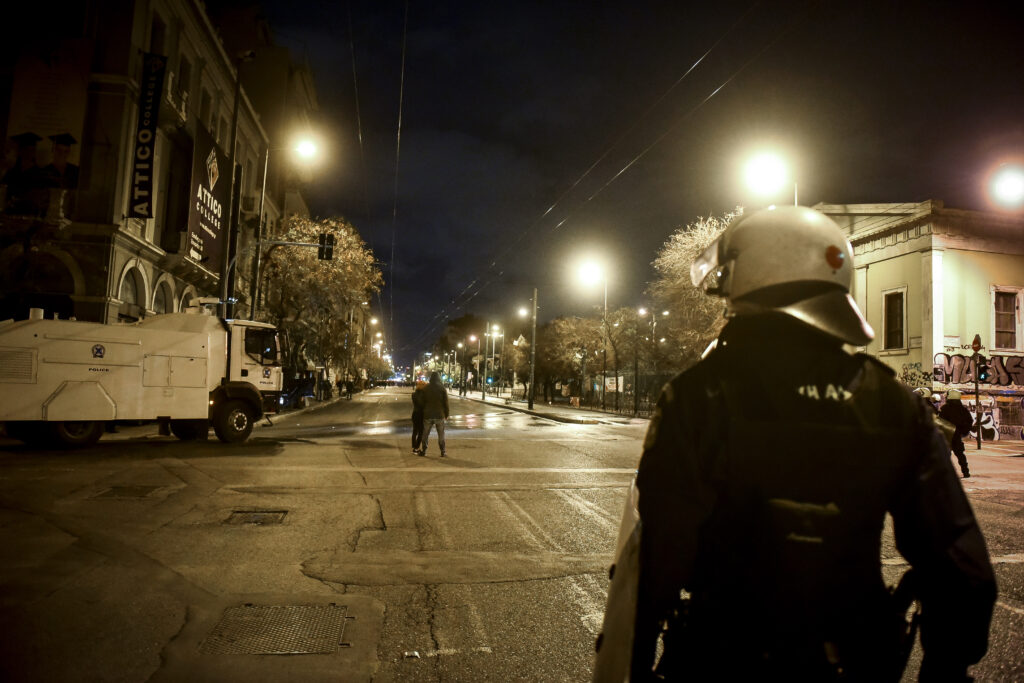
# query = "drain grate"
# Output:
<box><xmin>200</xmin><ymin>603</ymin><xmax>350</xmax><ymax>654</ymax></box>
<box><xmin>226</xmin><ymin>510</ymin><xmax>288</xmax><ymax>525</ymax></box>
<box><xmin>95</xmin><ymin>485</ymin><xmax>162</xmax><ymax>499</ymax></box>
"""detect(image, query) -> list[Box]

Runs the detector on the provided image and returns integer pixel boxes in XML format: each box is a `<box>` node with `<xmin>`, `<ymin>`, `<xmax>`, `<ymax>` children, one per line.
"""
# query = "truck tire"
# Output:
<box><xmin>170</xmin><ymin>419</ymin><xmax>209</xmax><ymax>441</ymax></box>
<box><xmin>48</xmin><ymin>420</ymin><xmax>105</xmax><ymax>448</ymax></box>
<box><xmin>213</xmin><ymin>400</ymin><xmax>254</xmax><ymax>443</ymax></box>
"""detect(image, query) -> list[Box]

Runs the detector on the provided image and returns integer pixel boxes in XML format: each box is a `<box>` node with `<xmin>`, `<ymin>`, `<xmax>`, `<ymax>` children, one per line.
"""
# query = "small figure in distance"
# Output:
<box><xmin>593</xmin><ymin>206</ymin><xmax>996</xmax><ymax>683</ymax></box>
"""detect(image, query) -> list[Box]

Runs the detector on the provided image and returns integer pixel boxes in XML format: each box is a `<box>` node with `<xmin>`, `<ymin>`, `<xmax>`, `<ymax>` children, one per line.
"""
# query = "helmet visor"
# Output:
<box><xmin>690</xmin><ymin>239</ymin><xmax>721</xmax><ymax>287</ymax></box>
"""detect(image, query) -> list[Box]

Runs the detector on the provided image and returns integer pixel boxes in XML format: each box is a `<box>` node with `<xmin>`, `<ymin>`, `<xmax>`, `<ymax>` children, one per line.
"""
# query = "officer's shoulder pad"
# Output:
<box><xmin>854</xmin><ymin>352</ymin><xmax>896</xmax><ymax>377</ymax></box>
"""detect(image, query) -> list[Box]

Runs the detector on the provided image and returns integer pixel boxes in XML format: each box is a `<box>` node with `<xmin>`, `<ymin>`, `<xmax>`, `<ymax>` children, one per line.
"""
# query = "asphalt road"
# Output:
<box><xmin>0</xmin><ymin>387</ymin><xmax>1021</xmax><ymax>681</ymax></box>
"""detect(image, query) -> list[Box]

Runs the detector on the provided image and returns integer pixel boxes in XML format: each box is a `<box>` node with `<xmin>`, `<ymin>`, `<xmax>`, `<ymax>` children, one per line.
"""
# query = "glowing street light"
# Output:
<box><xmin>744</xmin><ymin>151</ymin><xmax>797</xmax><ymax>205</ymax></box>
<box><xmin>295</xmin><ymin>139</ymin><xmax>318</xmax><ymax>160</ymax></box>
<box><xmin>989</xmin><ymin>163</ymin><xmax>1024</xmax><ymax>209</ymax></box>
<box><xmin>249</xmin><ymin>136</ymin><xmax>321</xmax><ymax>317</ymax></box>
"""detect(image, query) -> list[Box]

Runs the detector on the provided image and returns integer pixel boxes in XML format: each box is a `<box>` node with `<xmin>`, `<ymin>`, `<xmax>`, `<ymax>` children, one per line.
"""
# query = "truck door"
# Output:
<box><xmin>234</xmin><ymin>326</ymin><xmax>284</xmax><ymax>394</ymax></box>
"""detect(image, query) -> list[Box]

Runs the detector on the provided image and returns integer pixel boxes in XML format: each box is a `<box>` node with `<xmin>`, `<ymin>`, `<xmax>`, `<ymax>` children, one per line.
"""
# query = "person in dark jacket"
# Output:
<box><xmin>594</xmin><ymin>206</ymin><xmax>995</xmax><ymax>683</ymax></box>
<box><xmin>419</xmin><ymin>372</ymin><xmax>450</xmax><ymax>456</ymax></box>
<box><xmin>411</xmin><ymin>380</ymin><xmax>427</xmax><ymax>453</ymax></box>
<box><xmin>939</xmin><ymin>389</ymin><xmax>974</xmax><ymax>478</ymax></box>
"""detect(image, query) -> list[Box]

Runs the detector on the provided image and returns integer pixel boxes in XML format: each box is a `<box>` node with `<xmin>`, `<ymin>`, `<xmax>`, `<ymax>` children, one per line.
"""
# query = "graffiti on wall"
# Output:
<box><xmin>933</xmin><ymin>353</ymin><xmax>1024</xmax><ymax>386</ymax></box>
<box><xmin>962</xmin><ymin>395</ymin><xmax>999</xmax><ymax>442</ymax></box>
<box><xmin>898</xmin><ymin>362</ymin><xmax>932</xmax><ymax>388</ymax></box>
<box><xmin>931</xmin><ymin>353</ymin><xmax>1024</xmax><ymax>441</ymax></box>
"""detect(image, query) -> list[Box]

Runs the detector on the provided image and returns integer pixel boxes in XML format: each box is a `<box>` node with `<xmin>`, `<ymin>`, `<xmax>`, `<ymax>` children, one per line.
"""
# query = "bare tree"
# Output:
<box><xmin>648</xmin><ymin>209</ymin><xmax>742</xmax><ymax>372</ymax></box>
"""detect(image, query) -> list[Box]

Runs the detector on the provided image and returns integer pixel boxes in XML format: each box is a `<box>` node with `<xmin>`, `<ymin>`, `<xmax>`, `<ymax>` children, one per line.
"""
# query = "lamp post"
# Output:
<box><xmin>634</xmin><ymin>307</ymin><xmax>644</xmax><ymax>417</ymax></box>
<box><xmin>249</xmin><ymin>139</ymin><xmax>318</xmax><ymax>318</ymax></box>
<box><xmin>518</xmin><ymin>289</ymin><xmax>538</xmax><ymax>409</ymax></box>
<box><xmin>579</xmin><ymin>261</ymin><xmax>608</xmax><ymax>410</ymax></box>
<box><xmin>470</xmin><ymin>334</ymin><xmax>481</xmax><ymax>398</ymax></box>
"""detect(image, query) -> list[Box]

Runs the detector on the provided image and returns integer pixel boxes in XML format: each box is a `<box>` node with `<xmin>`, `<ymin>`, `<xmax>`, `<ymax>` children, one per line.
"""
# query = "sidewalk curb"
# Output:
<box><xmin>256</xmin><ymin>395</ymin><xmax>346</xmax><ymax>429</ymax></box>
<box><xmin>449</xmin><ymin>392</ymin><xmax>615</xmax><ymax>425</ymax></box>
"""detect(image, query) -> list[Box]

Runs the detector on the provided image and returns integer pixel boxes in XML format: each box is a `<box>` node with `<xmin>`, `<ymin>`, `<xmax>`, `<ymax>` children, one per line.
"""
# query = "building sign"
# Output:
<box><xmin>128</xmin><ymin>53</ymin><xmax>166</xmax><ymax>218</ymax></box>
<box><xmin>186</xmin><ymin>123</ymin><xmax>227</xmax><ymax>271</ymax></box>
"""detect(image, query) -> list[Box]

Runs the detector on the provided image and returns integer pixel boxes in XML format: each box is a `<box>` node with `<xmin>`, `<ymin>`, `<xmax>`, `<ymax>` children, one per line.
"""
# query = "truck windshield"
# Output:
<box><xmin>244</xmin><ymin>328</ymin><xmax>279</xmax><ymax>365</ymax></box>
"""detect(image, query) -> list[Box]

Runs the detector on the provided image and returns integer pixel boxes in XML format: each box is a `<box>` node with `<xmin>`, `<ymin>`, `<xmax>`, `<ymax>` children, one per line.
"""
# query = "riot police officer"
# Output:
<box><xmin>594</xmin><ymin>206</ymin><xmax>995</xmax><ymax>682</ymax></box>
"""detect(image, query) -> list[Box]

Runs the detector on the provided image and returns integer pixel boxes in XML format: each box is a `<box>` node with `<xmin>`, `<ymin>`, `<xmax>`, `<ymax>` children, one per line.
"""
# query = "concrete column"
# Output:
<box><xmin>854</xmin><ymin>265</ymin><xmax>868</xmax><ymax>351</ymax></box>
<box><xmin>922</xmin><ymin>250</ymin><xmax>943</xmax><ymax>383</ymax></box>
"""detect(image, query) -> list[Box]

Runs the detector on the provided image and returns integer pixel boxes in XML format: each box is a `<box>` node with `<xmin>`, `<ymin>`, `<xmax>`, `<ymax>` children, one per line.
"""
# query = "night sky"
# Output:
<box><xmin>259</xmin><ymin>0</ymin><xmax>1024</xmax><ymax>366</ymax></box>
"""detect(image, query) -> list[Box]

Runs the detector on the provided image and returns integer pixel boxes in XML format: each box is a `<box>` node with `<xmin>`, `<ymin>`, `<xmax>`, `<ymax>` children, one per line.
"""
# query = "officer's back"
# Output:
<box><xmin>594</xmin><ymin>206</ymin><xmax>996</xmax><ymax>682</ymax></box>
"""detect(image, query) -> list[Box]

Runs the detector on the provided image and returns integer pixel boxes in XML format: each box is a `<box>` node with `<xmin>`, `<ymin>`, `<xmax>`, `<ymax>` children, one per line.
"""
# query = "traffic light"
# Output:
<box><xmin>318</xmin><ymin>233</ymin><xmax>334</xmax><ymax>260</ymax></box>
<box><xmin>977</xmin><ymin>358</ymin><xmax>991</xmax><ymax>383</ymax></box>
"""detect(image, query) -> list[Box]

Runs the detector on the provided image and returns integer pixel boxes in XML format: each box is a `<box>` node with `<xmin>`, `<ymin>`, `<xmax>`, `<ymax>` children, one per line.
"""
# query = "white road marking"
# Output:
<box><xmin>882</xmin><ymin>553</ymin><xmax>1024</xmax><ymax>566</ymax></box>
<box><xmin>556</xmin><ymin>490</ymin><xmax>618</xmax><ymax>534</ymax></box>
<box><xmin>496</xmin><ymin>491</ymin><xmax>609</xmax><ymax>635</ymax></box>
<box><xmin>997</xmin><ymin>601</ymin><xmax>1024</xmax><ymax>617</ymax></box>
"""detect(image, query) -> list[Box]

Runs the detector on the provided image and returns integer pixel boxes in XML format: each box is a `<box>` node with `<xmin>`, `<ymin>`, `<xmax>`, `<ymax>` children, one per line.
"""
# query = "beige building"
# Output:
<box><xmin>0</xmin><ymin>0</ymin><xmax>316</xmax><ymax>324</ymax></box>
<box><xmin>819</xmin><ymin>200</ymin><xmax>1024</xmax><ymax>440</ymax></box>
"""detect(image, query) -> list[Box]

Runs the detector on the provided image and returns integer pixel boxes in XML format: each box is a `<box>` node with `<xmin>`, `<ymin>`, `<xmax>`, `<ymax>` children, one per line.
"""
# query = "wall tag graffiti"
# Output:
<box><xmin>798</xmin><ymin>384</ymin><xmax>852</xmax><ymax>401</ymax></box>
<box><xmin>934</xmin><ymin>353</ymin><xmax>1024</xmax><ymax>387</ymax></box>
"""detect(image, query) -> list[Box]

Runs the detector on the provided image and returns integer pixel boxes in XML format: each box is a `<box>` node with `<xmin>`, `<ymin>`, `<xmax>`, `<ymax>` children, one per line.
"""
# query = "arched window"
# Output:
<box><xmin>153</xmin><ymin>282</ymin><xmax>172</xmax><ymax>314</ymax></box>
<box><xmin>118</xmin><ymin>268</ymin><xmax>146</xmax><ymax>322</ymax></box>
<box><xmin>119</xmin><ymin>270</ymin><xmax>139</xmax><ymax>305</ymax></box>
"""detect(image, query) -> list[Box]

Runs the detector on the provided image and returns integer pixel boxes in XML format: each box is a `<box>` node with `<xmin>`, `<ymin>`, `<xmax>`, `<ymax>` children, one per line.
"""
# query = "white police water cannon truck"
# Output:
<box><xmin>0</xmin><ymin>298</ymin><xmax>284</xmax><ymax>447</ymax></box>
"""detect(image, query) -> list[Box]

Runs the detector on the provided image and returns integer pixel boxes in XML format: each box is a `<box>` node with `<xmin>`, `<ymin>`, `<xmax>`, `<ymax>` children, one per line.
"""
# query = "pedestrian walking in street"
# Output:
<box><xmin>419</xmin><ymin>371</ymin><xmax>449</xmax><ymax>456</ymax></box>
<box><xmin>939</xmin><ymin>389</ymin><xmax>975</xmax><ymax>478</ymax></box>
<box><xmin>411</xmin><ymin>380</ymin><xmax>426</xmax><ymax>453</ymax></box>
<box><xmin>594</xmin><ymin>206</ymin><xmax>995</xmax><ymax>682</ymax></box>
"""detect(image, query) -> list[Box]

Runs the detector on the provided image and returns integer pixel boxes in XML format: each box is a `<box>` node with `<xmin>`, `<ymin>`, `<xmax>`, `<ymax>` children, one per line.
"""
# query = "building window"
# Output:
<box><xmin>993</xmin><ymin>287</ymin><xmax>1022</xmax><ymax>351</ymax></box>
<box><xmin>150</xmin><ymin>14</ymin><xmax>166</xmax><ymax>54</ymax></box>
<box><xmin>153</xmin><ymin>282</ymin><xmax>173</xmax><ymax>314</ymax></box>
<box><xmin>200</xmin><ymin>89</ymin><xmax>212</xmax><ymax>129</ymax></box>
<box><xmin>177</xmin><ymin>56</ymin><xmax>192</xmax><ymax>99</ymax></box>
<box><xmin>882</xmin><ymin>286</ymin><xmax>906</xmax><ymax>351</ymax></box>
<box><xmin>120</xmin><ymin>270</ymin><xmax>139</xmax><ymax>305</ymax></box>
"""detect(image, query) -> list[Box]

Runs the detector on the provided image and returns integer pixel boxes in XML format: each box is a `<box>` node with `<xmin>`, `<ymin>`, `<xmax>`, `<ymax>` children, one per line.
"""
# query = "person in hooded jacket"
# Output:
<box><xmin>593</xmin><ymin>206</ymin><xmax>995</xmax><ymax>683</ymax></box>
<box><xmin>419</xmin><ymin>372</ymin><xmax>450</xmax><ymax>456</ymax></box>
<box><xmin>939</xmin><ymin>389</ymin><xmax>974</xmax><ymax>478</ymax></box>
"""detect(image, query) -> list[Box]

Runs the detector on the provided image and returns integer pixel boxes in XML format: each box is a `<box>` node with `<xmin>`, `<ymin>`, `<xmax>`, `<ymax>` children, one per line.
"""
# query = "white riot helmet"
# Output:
<box><xmin>691</xmin><ymin>205</ymin><xmax>874</xmax><ymax>345</ymax></box>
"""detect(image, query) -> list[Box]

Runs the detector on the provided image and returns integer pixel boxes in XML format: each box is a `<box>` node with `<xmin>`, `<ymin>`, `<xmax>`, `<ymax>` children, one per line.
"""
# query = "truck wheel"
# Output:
<box><xmin>213</xmin><ymin>400</ymin><xmax>254</xmax><ymax>443</ymax></box>
<box><xmin>48</xmin><ymin>421</ymin><xmax>105</xmax><ymax>448</ymax></box>
<box><xmin>170</xmin><ymin>419</ymin><xmax>209</xmax><ymax>441</ymax></box>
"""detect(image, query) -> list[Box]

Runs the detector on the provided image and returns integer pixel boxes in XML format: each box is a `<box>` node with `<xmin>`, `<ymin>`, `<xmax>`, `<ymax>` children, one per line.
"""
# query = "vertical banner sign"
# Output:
<box><xmin>186</xmin><ymin>124</ymin><xmax>228</xmax><ymax>272</ymax></box>
<box><xmin>129</xmin><ymin>53</ymin><xmax>166</xmax><ymax>218</ymax></box>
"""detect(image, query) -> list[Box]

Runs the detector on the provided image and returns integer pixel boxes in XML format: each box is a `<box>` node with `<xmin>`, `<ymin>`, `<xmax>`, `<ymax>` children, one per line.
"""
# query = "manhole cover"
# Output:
<box><xmin>226</xmin><ymin>510</ymin><xmax>287</xmax><ymax>525</ymax></box>
<box><xmin>95</xmin><ymin>485</ymin><xmax>162</xmax><ymax>498</ymax></box>
<box><xmin>200</xmin><ymin>603</ymin><xmax>350</xmax><ymax>654</ymax></box>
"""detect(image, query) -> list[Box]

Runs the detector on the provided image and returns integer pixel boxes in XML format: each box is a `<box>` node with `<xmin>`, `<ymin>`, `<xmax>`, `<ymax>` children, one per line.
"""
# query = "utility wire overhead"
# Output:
<box><xmin>409</xmin><ymin>1</ymin><xmax>805</xmax><ymax>350</ymax></box>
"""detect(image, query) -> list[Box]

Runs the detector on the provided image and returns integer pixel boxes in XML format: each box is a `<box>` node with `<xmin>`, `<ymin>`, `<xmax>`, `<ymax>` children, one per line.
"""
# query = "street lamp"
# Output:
<box><xmin>578</xmin><ymin>261</ymin><xmax>608</xmax><ymax>410</ymax></box>
<box><xmin>989</xmin><ymin>163</ymin><xmax>1024</xmax><ymax>210</ymax></box>
<box><xmin>249</xmin><ymin>138</ymin><xmax>320</xmax><ymax>318</ymax></box>
<box><xmin>744</xmin><ymin>151</ymin><xmax>797</xmax><ymax>205</ymax></box>
<box><xmin>469</xmin><ymin>334</ymin><xmax>481</xmax><ymax>398</ymax></box>
<box><xmin>486</xmin><ymin>324</ymin><xmax>504</xmax><ymax>397</ymax></box>
<box><xmin>519</xmin><ymin>289</ymin><xmax>538</xmax><ymax>409</ymax></box>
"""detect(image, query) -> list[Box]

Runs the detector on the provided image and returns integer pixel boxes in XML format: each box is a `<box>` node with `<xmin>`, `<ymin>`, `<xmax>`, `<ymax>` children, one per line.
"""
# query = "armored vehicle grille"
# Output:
<box><xmin>0</xmin><ymin>349</ymin><xmax>35</xmax><ymax>382</ymax></box>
